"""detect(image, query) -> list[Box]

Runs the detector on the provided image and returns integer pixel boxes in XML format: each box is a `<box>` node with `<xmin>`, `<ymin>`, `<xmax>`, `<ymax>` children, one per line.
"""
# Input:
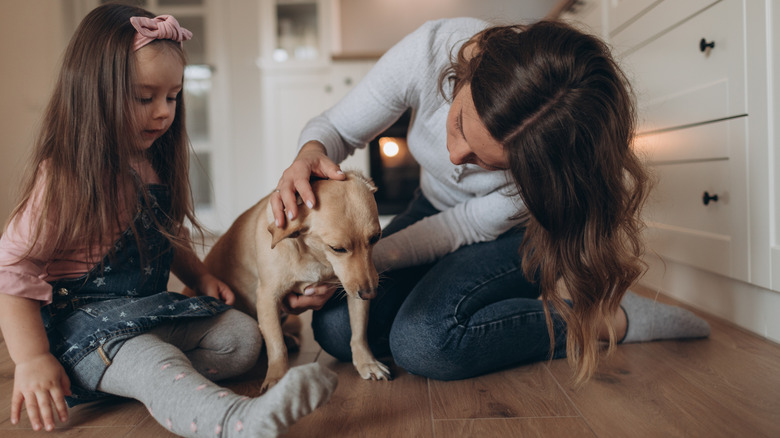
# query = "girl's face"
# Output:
<box><xmin>132</xmin><ymin>45</ymin><xmax>184</xmax><ymax>150</ymax></box>
<box><xmin>446</xmin><ymin>83</ymin><xmax>508</xmax><ymax>171</ymax></box>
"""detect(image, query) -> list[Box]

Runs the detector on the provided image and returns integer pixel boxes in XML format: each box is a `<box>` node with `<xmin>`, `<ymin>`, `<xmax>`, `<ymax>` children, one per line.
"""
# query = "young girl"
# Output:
<box><xmin>0</xmin><ymin>4</ymin><xmax>336</xmax><ymax>437</ymax></box>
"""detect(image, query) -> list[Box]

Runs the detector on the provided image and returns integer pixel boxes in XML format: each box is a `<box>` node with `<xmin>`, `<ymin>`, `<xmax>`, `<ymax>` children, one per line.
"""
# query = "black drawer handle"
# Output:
<box><xmin>700</xmin><ymin>38</ymin><xmax>715</xmax><ymax>52</ymax></box>
<box><xmin>703</xmin><ymin>191</ymin><xmax>719</xmax><ymax>205</ymax></box>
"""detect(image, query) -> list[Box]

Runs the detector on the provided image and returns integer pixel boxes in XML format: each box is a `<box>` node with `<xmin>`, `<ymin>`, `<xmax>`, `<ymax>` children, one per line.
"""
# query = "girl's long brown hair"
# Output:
<box><xmin>8</xmin><ymin>3</ymin><xmax>200</xmax><ymax>263</ymax></box>
<box><xmin>442</xmin><ymin>20</ymin><xmax>650</xmax><ymax>383</ymax></box>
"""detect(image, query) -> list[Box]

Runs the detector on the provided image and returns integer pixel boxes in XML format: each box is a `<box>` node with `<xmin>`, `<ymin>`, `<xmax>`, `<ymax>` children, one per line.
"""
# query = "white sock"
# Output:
<box><xmin>620</xmin><ymin>290</ymin><xmax>710</xmax><ymax>343</ymax></box>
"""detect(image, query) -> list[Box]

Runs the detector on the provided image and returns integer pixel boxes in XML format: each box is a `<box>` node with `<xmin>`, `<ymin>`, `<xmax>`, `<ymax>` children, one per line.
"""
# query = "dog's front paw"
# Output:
<box><xmin>354</xmin><ymin>359</ymin><xmax>392</xmax><ymax>381</ymax></box>
<box><xmin>260</xmin><ymin>375</ymin><xmax>282</xmax><ymax>393</ymax></box>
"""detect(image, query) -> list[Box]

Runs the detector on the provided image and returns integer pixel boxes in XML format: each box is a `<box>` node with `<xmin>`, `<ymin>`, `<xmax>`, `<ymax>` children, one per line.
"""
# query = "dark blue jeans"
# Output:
<box><xmin>311</xmin><ymin>191</ymin><xmax>568</xmax><ymax>380</ymax></box>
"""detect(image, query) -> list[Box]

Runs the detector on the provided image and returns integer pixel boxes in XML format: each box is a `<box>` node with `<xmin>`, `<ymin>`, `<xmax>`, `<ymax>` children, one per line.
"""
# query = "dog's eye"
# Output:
<box><xmin>329</xmin><ymin>246</ymin><xmax>348</xmax><ymax>254</ymax></box>
<box><xmin>369</xmin><ymin>234</ymin><xmax>381</xmax><ymax>245</ymax></box>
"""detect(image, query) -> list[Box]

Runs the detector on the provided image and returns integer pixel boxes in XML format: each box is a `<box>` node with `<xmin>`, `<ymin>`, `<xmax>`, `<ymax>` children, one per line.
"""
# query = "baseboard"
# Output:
<box><xmin>639</xmin><ymin>253</ymin><xmax>780</xmax><ymax>344</ymax></box>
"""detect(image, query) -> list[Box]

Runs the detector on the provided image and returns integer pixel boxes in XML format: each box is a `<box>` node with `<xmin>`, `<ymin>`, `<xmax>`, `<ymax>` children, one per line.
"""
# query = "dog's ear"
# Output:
<box><xmin>267</xmin><ymin>220</ymin><xmax>308</xmax><ymax>249</ymax></box>
<box><xmin>347</xmin><ymin>170</ymin><xmax>378</xmax><ymax>194</ymax></box>
<box><xmin>266</xmin><ymin>196</ymin><xmax>309</xmax><ymax>249</ymax></box>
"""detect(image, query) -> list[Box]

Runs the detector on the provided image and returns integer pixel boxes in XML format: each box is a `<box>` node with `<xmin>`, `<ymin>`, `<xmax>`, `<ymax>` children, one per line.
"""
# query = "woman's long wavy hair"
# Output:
<box><xmin>8</xmin><ymin>3</ymin><xmax>201</xmax><ymax>264</ymax></box>
<box><xmin>442</xmin><ymin>20</ymin><xmax>650</xmax><ymax>383</ymax></box>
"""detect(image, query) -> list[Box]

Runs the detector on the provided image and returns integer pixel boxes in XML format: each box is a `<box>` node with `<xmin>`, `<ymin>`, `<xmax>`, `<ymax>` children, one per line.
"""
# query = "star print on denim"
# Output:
<box><xmin>41</xmin><ymin>185</ymin><xmax>231</xmax><ymax>407</ymax></box>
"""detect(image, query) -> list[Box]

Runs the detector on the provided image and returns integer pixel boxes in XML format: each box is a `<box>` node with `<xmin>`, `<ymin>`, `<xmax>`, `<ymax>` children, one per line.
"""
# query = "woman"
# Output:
<box><xmin>273</xmin><ymin>18</ymin><xmax>709</xmax><ymax>383</ymax></box>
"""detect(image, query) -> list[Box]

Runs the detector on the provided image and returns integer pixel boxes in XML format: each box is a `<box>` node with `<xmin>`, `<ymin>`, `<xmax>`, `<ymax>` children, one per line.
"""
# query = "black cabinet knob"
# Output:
<box><xmin>700</xmin><ymin>38</ymin><xmax>715</xmax><ymax>52</ymax></box>
<box><xmin>702</xmin><ymin>191</ymin><xmax>719</xmax><ymax>205</ymax></box>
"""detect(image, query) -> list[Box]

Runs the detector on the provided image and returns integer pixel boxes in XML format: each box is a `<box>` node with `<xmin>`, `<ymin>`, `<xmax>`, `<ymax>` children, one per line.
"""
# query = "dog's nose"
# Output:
<box><xmin>358</xmin><ymin>289</ymin><xmax>377</xmax><ymax>300</ymax></box>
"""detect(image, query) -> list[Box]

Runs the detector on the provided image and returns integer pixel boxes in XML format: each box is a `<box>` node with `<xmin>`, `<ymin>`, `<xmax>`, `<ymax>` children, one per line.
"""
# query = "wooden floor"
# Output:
<box><xmin>0</xmin><ymin>286</ymin><xmax>778</xmax><ymax>437</ymax></box>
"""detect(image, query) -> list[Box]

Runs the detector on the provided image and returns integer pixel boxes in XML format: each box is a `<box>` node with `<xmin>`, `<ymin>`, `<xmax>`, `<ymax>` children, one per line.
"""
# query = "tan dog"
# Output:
<box><xmin>194</xmin><ymin>171</ymin><xmax>391</xmax><ymax>391</ymax></box>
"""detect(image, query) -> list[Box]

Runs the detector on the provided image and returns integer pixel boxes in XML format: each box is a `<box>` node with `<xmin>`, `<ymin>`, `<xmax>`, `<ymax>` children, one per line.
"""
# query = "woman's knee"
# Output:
<box><xmin>388</xmin><ymin>316</ymin><xmax>472</xmax><ymax>381</ymax></box>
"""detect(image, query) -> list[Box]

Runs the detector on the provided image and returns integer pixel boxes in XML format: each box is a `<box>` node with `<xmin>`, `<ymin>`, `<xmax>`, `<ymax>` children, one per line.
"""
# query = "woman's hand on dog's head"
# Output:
<box><xmin>281</xmin><ymin>284</ymin><xmax>338</xmax><ymax>315</ymax></box>
<box><xmin>272</xmin><ymin>141</ymin><xmax>345</xmax><ymax>229</ymax></box>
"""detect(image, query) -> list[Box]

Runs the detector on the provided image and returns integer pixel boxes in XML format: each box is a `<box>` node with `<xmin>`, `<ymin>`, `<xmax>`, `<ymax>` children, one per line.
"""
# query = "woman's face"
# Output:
<box><xmin>446</xmin><ymin>83</ymin><xmax>508</xmax><ymax>171</ymax></box>
<box><xmin>132</xmin><ymin>45</ymin><xmax>184</xmax><ymax>150</ymax></box>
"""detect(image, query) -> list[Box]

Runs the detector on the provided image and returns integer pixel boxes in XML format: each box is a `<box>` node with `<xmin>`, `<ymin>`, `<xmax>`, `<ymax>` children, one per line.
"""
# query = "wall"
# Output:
<box><xmin>220</xmin><ymin>0</ymin><xmax>264</xmax><ymax>217</ymax></box>
<box><xmin>0</xmin><ymin>2</ymin><xmax>67</xmax><ymax>226</ymax></box>
<box><xmin>337</xmin><ymin>0</ymin><xmax>554</xmax><ymax>55</ymax></box>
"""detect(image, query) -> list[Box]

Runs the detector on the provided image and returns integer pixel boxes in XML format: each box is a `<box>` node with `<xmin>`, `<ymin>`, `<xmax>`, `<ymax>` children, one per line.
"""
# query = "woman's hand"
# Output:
<box><xmin>12</xmin><ymin>353</ymin><xmax>71</xmax><ymax>431</ymax></box>
<box><xmin>271</xmin><ymin>141</ymin><xmax>345</xmax><ymax>229</ymax></box>
<box><xmin>281</xmin><ymin>284</ymin><xmax>338</xmax><ymax>315</ymax></box>
<box><xmin>193</xmin><ymin>274</ymin><xmax>235</xmax><ymax>306</ymax></box>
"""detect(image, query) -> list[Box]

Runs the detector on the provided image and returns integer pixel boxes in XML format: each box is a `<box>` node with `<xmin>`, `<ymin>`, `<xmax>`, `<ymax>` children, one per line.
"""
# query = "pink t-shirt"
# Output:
<box><xmin>0</xmin><ymin>160</ymin><xmax>163</xmax><ymax>304</ymax></box>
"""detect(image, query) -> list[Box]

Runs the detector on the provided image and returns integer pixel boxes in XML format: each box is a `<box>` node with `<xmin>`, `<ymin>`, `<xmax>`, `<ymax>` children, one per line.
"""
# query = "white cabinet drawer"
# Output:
<box><xmin>643</xmin><ymin>153</ymin><xmax>749</xmax><ymax>281</ymax></box>
<box><xmin>608</xmin><ymin>0</ymin><xmax>658</xmax><ymax>36</ymax></box>
<box><xmin>648</xmin><ymin>160</ymin><xmax>734</xmax><ymax>236</ymax></box>
<box><xmin>610</xmin><ymin>0</ymin><xmax>718</xmax><ymax>52</ymax></box>
<box><xmin>634</xmin><ymin>116</ymin><xmax>744</xmax><ymax>163</ymax></box>
<box><xmin>623</xmin><ymin>0</ymin><xmax>746</xmax><ymax>133</ymax></box>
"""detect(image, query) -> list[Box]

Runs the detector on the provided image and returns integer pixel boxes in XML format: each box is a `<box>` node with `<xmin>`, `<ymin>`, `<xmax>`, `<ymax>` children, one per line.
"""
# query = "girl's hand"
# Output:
<box><xmin>271</xmin><ymin>141</ymin><xmax>345</xmax><ymax>229</ymax></box>
<box><xmin>281</xmin><ymin>284</ymin><xmax>338</xmax><ymax>315</ymax></box>
<box><xmin>194</xmin><ymin>274</ymin><xmax>235</xmax><ymax>305</ymax></box>
<box><xmin>12</xmin><ymin>353</ymin><xmax>71</xmax><ymax>431</ymax></box>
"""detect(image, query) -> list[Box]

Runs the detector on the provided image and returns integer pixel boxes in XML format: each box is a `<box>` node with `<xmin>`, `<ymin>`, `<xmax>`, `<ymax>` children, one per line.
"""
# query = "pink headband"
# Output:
<box><xmin>129</xmin><ymin>15</ymin><xmax>192</xmax><ymax>51</ymax></box>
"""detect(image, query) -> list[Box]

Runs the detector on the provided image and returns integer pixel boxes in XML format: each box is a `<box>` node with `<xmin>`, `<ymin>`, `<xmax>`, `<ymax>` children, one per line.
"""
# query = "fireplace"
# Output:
<box><xmin>368</xmin><ymin>110</ymin><xmax>419</xmax><ymax>216</ymax></box>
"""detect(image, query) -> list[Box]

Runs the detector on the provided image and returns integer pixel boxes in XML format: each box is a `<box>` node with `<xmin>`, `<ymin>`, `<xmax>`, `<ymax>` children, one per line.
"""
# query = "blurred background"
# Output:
<box><xmin>0</xmin><ymin>0</ymin><xmax>553</xmax><ymax>233</ymax></box>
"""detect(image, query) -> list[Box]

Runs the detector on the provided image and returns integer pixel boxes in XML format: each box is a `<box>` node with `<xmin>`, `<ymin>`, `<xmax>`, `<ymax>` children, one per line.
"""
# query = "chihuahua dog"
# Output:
<box><xmin>193</xmin><ymin>171</ymin><xmax>391</xmax><ymax>391</ymax></box>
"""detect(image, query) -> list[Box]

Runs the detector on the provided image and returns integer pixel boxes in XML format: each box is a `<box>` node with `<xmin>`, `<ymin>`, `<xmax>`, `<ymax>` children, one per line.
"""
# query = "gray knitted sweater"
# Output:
<box><xmin>298</xmin><ymin>17</ymin><xmax>525</xmax><ymax>272</ymax></box>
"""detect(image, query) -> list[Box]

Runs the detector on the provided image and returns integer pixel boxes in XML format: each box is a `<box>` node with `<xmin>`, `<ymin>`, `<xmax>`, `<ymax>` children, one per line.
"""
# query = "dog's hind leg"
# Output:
<box><xmin>347</xmin><ymin>297</ymin><xmax>392</xmax><ymax>381</ymax></box>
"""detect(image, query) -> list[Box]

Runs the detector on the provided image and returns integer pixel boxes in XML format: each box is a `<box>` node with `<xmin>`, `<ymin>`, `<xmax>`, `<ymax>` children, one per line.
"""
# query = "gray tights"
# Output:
<box><xmin>97</xmin><ymin>309</ymin><xmax>337</xmax><ymax>437</ymax></box>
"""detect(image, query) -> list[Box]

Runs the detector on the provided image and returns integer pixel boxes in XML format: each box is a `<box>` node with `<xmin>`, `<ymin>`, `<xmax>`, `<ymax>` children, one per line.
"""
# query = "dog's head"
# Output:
<box><xmin>266</xmin><ymin>171</ymin><xmax>381</xmax><ymax>300</ymax></box>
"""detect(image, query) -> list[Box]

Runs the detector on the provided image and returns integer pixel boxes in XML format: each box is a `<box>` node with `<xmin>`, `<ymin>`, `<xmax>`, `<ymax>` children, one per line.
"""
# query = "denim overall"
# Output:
<box><xmin>41</xmin><ymin>185</ymin><xmax>229</xmax><ymax>406</ymax></box>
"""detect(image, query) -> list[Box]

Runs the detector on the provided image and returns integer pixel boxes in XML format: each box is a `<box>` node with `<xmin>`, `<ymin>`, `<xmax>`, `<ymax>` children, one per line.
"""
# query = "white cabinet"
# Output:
<box><xmin>625</xmin><ymin>0</ymin><xmax>751</xmax><ymax>284</ymax></box>
<box><xmin>257</xmin><ymin>0</ymin><xmax>334</xmax><ymax>69</ymax></box>
<box><xmin>636</xmin><ymin>118</ymin><xmax>749</xmax><ymax>281</ymax></box>
<box><xmin>559</xmin><ymin>0</ymin><xmax>604</xmax><ymax>38</ymax></box>
<box><xmin>254</xmin><ymin>0</ymin><xmax>376</xmax><ymax>197</ymax></box>
<box><xmin>258</xmin><ymin>60</ymin><xmax>374</xmax><ymax>194</ymax></box>
<box><xmin>561</xmin><ymin>0</ymin><xmax>778</xmax><ymax>293</ymax></box>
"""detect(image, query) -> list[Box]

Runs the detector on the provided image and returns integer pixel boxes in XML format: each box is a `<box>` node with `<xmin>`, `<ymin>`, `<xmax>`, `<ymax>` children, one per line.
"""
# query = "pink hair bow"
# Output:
<box><xmin>130</xmin><ymin>15</ymin><xmax>193</xmax><ymax>51</ymax></box>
